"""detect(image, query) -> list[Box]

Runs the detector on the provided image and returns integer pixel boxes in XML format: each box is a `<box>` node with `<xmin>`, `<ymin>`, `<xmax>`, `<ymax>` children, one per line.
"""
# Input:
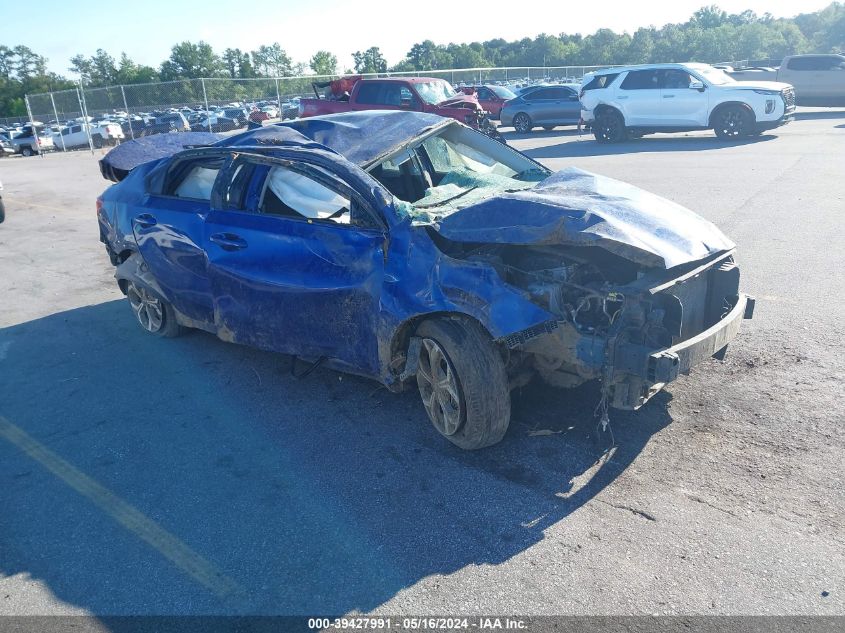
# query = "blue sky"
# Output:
<box><xmin>2</xmin><ymin>0</ymin><xmax>834</xmax><ymax>75</ymax></box>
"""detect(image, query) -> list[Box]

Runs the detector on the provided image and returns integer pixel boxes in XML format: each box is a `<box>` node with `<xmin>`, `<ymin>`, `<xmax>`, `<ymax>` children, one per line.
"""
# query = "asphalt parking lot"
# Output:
<box><xmin>1</xmin><ymin>110</ymin><xmax>843</xmax><ymax>617</ymax></box>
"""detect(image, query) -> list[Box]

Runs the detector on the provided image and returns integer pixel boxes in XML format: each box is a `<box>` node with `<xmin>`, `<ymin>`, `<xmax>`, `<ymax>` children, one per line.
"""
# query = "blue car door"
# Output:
<box><xmin>131</xmin><ymin>151</ymin><xmax>226</xmax><ymax>328</ymax></box>
<box><xmin>203</xmin><ymin>155</ymin><xmax>387</xmax><ymax>374</ymax></box>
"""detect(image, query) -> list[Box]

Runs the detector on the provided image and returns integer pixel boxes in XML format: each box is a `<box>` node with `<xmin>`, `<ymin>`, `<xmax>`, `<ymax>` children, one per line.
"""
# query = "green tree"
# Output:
<box><xmin>70</xmin><ymin>49</ymin><xmax>118</xmax><ymax>86</ymax></box>
<box><xmin>251</xmin><ymin>43</ymin><xmax>293</xmax><ymax>77</ymax></box>
<box><xmin>160</xmin><ymin>41</ymin><xmax>222</xmax><ymax>79</ymax></box>
<box><xmin>352</xmin><ymin>47</ymin><xmax>387</xmax><ymax>73</ymax></box>
<box><xmin>115</xmin><ymin>53</ymin><xmax>159</xmax><ymax>84</ymax></box>
<box><xmin>310</xmin><ymin>50</ymin><xmax>338</xmax><ymax>75</ymax></box>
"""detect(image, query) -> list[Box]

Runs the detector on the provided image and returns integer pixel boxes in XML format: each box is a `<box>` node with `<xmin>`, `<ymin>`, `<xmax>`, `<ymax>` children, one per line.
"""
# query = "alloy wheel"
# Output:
<box><xmin>514</xmin><ymin>113</ymin><xmax>532</xmax><ymax>133</ymax></box>
<box><xmin>718</xmin><ymin>109</ymin><xmax>746</xmax><ymax>137</ymax></box>
<box><xmin>416</xmin><ymin>338</ymin><xmax>464</xmax><ymax>437</ymax></box>
<box><xmin>127</xmin><ymin>283</ymin><xmax>165</xmax><ymax>333</ymax></box>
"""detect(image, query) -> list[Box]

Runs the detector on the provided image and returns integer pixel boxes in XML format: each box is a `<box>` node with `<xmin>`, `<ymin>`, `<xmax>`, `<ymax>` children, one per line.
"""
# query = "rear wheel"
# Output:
<box><xmin>92</xmin><ymin>135</ymin><xmax>104</xmax><ymax>149</ymax></box>
<box><xmin>593</xmin><ymin>110</ymin><xmax>627</xmax><ymax>143</ymax></box>
<box><xmin>21</xmin><ymin>146</ymin><xmax>33</xmax><ymax>157</ymax></box>
<box><xmin>513</xmin><ymin>113</ymin><xmax>533</xmax><ymax>133</ymax></box>
<box><xmin>415</xmin><ymin>318</ymin><xmax>510</xmax><ymax>450</ymax></box>
<box><xmin>713</xmin><ymin>105</ymin><xmax>753</xmax><ymax>139</ymax></box>
<box><xmin>125</xmin><ymin>281</ymin><xmax>185</xmax><ymax>337</ymax></box>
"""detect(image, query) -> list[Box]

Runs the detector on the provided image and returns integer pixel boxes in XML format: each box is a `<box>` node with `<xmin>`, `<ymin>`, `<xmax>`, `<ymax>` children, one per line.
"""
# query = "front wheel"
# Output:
<box><xmin>713</xmin><ymin>106</ymin><xmax>753</xmax><ymax>139</ymax></box>
<box><xmin>593</xmin><ymin>110</ymin><xmax>627</xmax><ymax>143</ymax></box>
<box><xmin>125</xmin><ymin>281</ymin><xmax>185</xmax><ymax>337</ymax></box>
<box><xmin>513</xmin><ymin>113</ymin><xmax>533</xmax><ymax>134</ymax></box>
<box><xmin>415</xmin><ymin>318</ymin><xmax>510</xmax><ymax>450</ymax></box>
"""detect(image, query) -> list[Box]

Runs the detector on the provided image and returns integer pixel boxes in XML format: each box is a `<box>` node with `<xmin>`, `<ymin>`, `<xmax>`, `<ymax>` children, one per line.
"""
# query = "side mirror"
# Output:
<box><xmin>690</xmin><ymin>81</ymin><xmax>706</xmax><ymax>92</ymax></box>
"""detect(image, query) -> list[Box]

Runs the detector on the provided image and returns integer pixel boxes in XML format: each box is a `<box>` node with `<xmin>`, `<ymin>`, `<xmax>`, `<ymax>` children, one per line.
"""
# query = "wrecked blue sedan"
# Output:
<box><xmin>97</xmin><ymin>111</ymin><xmax>753</xmax><ymax>449</ymax></box>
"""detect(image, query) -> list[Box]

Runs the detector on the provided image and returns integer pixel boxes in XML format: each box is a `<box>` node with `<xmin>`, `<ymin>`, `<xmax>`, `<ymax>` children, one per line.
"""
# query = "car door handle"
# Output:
<box><xmin>133</xmin><ymin>213</ymin><xmax>157</xmax><ymax>228</ymax></box>
<box><xmin>663</xmin><ymin>94</ymin><xmax>675</xmax><ymax>98</ymax></box>
<box><xmin>618</xmin><ymin>96</ymin><xmax>628</xmax><ymax>99</ymax></box>
<box><xmin>209</xmin><ymin>233</ymin><xmax>248</xmax><ymax>251</ymax></box>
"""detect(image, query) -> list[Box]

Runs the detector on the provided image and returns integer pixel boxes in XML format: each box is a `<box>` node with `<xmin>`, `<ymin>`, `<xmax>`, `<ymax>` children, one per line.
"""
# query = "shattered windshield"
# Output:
<box><xmin>370</xmin><ymin>124</ymin><xmax>548</xmax><ymax>223</ymax></box>
<box><xmin>415</xmin><ymin>81</ymin><xmax>459</xmax><ymax>105</ymax></box>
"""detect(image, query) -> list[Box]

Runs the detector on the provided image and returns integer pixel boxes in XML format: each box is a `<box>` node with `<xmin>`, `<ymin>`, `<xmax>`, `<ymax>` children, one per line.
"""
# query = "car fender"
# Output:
<box><xmin>593</xmin><ymin>103</ymin><xmax>626</xmax><ymax>124</ymax></box>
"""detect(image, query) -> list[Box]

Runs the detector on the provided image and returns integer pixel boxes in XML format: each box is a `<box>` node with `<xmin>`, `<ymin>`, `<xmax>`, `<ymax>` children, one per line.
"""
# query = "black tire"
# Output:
<box><xmin>713</xmin><ymin>105</ymin><xmax>754</xmax><ymax>139</ymax></box>
<box><xmin>21</xmin><ymin>146</ymin><xmax>33</xmax><ymax>157</ymax></box>
<box><xmin>513</xmin><ymin>113</ymin><xmax>533</xmax><ymax>133</ymax></box>
<box><xmin>125</xmin><ymin>280</ymin><xmax>185</xmax><ymax>338</ymax></box>
<box><xmin>92</xmin><ymin>135</ymin><xmax>104</xmax><ymax>149</ymax></box>
<box><xmin>415</xmin><ymin>318</ymin><xmax>510</xmax><ymax>450</ymax></box>
<box><xmin>0</xmin><ymin>197</ymin><xmax>5</xmax><ymax>224</ymax></box>
<box><xmin>593</xmin><ymin>109</ymin><xmax>628</xmax><ymax>143</ymax></box>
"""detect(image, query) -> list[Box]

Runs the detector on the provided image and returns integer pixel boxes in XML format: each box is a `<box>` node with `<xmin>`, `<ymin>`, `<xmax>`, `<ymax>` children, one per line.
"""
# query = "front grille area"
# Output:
<box><xmin>503</xmin><ymin>320</ymin><xmax>559</xmax><ymax>349</ymax></box>
<box><xmin>782</xmin><ymin>88</ymin><xmax>796</xmax><ymax>111</ymax></box>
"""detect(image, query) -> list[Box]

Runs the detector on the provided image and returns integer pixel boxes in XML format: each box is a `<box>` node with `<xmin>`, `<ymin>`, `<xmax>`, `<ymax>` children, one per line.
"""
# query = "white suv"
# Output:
<box><xmin>580</xmin><ymin>63</ymin><xmax>796</xmax><ymax>142</ymax></box>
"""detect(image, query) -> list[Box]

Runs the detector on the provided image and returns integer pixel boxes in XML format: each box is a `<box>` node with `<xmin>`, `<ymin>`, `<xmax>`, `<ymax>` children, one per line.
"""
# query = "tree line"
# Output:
<box><xmin>2</xmin><ymin>3</ymin><xmax>843</xmax><ymax>116</ymax></box>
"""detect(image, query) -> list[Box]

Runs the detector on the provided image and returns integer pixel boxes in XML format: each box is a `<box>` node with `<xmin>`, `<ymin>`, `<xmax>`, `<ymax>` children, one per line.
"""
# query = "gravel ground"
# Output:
<box><xmin>0</xmin><ymin>110</ymin><xmax>843</xmax><ymax>618</ymax></box>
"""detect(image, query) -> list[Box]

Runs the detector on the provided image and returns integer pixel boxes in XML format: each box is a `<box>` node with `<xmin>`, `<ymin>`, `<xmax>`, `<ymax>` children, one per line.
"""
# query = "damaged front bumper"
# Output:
<box><xmin>501</xmin><ymin>250</ymin><xmax>755</xmax><ymax>410</ymax></box>
<box><xmin>608</xmin><ymin>293</ymin><xmax>754</xmax><ymax>409</ymax></box>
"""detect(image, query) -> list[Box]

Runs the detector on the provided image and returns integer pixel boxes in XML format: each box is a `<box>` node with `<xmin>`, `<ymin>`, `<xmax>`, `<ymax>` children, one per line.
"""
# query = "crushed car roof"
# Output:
<box><xmin>225</xmin><ymin>111</ymin><xmax>449</xmax><ymax>167</ymax></box>
<box><xmin>99</xmin><ymin>131</ymin><xmax>223</xmax><ymax>181</ymax></box>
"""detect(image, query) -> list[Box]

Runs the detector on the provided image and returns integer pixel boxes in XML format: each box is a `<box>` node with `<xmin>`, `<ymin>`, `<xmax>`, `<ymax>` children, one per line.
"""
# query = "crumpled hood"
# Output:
<box><xmin>433</xmin><ymin>167</ymin><xmax>735</xmax><ymax>269</ymax></box>
<box><xmin>437</xmin><ymin>94</ymin><xmax>482</xmax><ymax>110</ymax></box>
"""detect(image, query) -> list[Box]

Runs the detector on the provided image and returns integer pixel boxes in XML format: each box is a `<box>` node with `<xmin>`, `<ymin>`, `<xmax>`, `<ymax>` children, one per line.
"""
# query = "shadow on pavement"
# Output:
<box><xmin>0</xmin><ymin>301</ymin><xmax>671</xmax><ymax>619</ymax></box>
<box><xmin>521</xmin><ymin>133</ymin><xmax>777</xmax><ymax>159</ymax></box>
<box><xmin>502</xmin><ymin>127</ymin><xmax>583</xmax><ymax>141</ymax></box>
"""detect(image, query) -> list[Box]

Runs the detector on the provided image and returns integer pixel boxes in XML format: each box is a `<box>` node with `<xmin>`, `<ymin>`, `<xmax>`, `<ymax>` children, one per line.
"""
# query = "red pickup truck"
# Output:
<box><xmin>299</xmin><ymin>76</ymin><xmax>499</xmax><ymax>134</ymax></box>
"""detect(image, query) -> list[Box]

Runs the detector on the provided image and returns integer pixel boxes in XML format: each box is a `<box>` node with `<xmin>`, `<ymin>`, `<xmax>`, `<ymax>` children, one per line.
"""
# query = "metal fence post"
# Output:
<box><xmin>120</xmin><ymin>85</ymin><xmax>133</xmax><ymax>140</ymax></box>
<box><xmin>201</xmin><ymin>78</ymin><xmax>211</xmax><ymax>132</ymax></box>
<box><xmin>49</xmin><ymin>93</ymin><xmax>66</xmax><ymax>151</ymax></box>
<box><xmin>77</xmin><ymin>83</ymin><xmax>95</xmax><ymax>155</ymax></box>
<box><xmin>275</xmin><ymin>77</ymin><xmax>282</xmax><ymax>117</ymax></box>
<box><xmin>23</xmin><ymin>95</ymin><xmax>44</xmax><ymax>158</ymax></box>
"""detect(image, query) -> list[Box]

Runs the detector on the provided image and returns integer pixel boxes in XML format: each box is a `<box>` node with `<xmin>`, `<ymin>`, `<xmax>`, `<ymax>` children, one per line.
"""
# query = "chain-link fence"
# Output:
<box><xmin>18</xmin><ymin>66</ymin><xmax>616</xmax><ymax>154</ymax></box>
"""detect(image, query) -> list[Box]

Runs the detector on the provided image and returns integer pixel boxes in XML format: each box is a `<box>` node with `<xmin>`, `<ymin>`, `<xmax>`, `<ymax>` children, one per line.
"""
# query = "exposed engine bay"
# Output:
<box><xmin>435</xmin><ymin>235</ymin><xmax>746</xmax><ymax>409</ymax></box>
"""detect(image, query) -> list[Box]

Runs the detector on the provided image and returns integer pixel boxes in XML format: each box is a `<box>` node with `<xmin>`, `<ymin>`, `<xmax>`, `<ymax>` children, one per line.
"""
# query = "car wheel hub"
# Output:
<box><xmin>127</xmin><ymin>283</ymin><xmax>164</xmax><ymax>333</ymax></box>
<box><xmin>417</xmin><ymin>338</ymin><xmax>463</xmax><ymax>436</ymax></box>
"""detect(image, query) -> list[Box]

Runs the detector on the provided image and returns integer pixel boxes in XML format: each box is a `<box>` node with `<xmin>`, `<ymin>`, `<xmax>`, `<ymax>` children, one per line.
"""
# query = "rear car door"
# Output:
<box><xmin>657</xmin><ymin>69</ymin><xmax>709</xmax><ymax>126</ymax></box>
<box><xmin>617</xmin><ymin>69</ymin><xmax>662</xmax><ymax>126</ymax></box>
<box><xmin>131</xmin><ymin>151</ymin><xmax>224</xmax><ymax>328</ymax></box>
<box><xmin>202</xmin><ymin>155</ymin><xmax>387</xmax><ymax>373</ymax></box>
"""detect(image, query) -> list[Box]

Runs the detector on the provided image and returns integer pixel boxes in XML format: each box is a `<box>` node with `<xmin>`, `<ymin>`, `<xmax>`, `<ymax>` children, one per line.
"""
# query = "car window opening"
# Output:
<box><xmin>368</xmin><ymin>125</ymin><xmax>546</xmax><ymax>221</ymax></box>
<box><xmin>174</xmin><ymin>166</ymin><xmax>220</xmax><ymax>200</ymax></box>
<box><xmin>260</xmin><ymin>165</ymin><xmax>351</xmax><ymax>224</ymax></box>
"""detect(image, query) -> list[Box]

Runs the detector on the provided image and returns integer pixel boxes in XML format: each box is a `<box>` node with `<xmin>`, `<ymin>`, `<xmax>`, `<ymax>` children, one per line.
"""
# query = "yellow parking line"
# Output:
<box><xmin>0</xmin><ymin>415</ymin><xmax>241</xmax><ymax>601</ymax></box>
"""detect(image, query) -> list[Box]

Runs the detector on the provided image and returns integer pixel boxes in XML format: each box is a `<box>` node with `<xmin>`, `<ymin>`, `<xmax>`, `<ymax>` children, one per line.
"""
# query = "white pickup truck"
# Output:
<box><xmin>729</xmin><ymin>55</ymin><xmax>845</xmax><ymax>106</ymax></box>
<box><xmin>53</xmin><ymin>121</ymin><xmax>125</xmax><ymax>150</ymax></box>
<box><xmin>580</xmin><ymin>63</ymin><xmax>795</xmax><ymax>142</ymax></box>
<box><xmin>10</xmin><ymin>125</ymin><xmax>54</xmax><ymax>156</ymax></box>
